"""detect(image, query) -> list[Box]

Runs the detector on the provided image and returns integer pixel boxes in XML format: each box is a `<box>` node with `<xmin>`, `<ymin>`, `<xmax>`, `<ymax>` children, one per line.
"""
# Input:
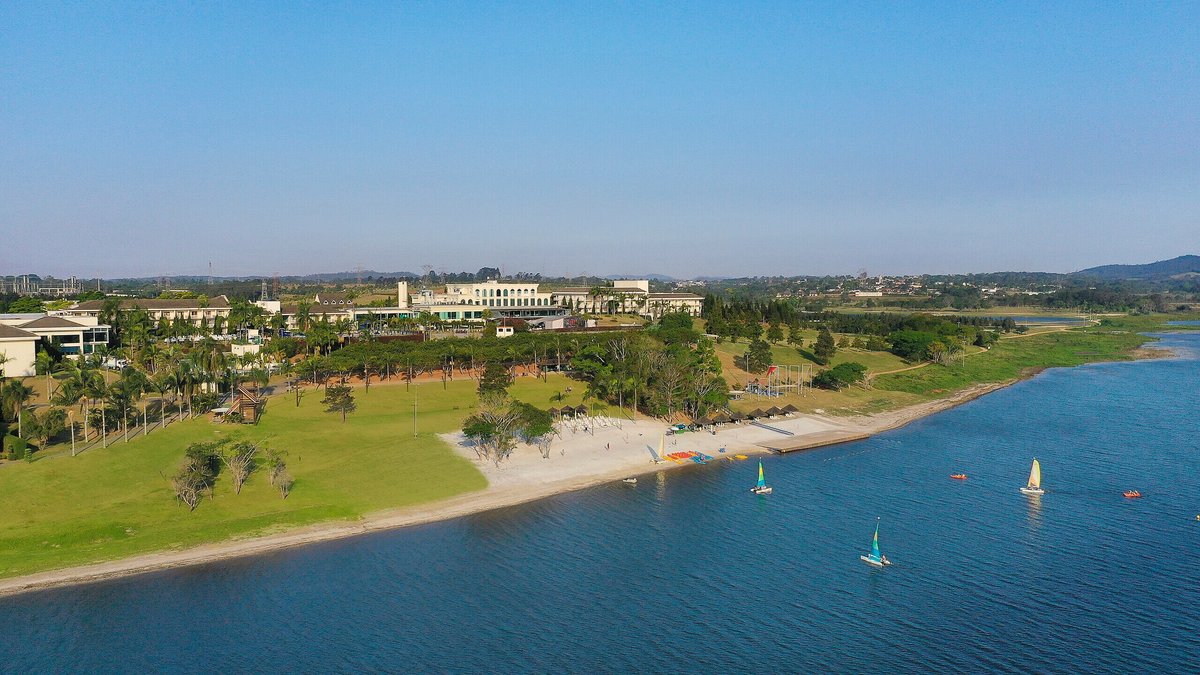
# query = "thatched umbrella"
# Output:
<box><xmin>782</xmin><ymin>404</ymin><xmax>800</xmax><ymax>414</ymax></box>
<box><xmin>765</xmin><ymin>406</ymin><xmax>784</xmax><ymax>417</ymax></box>
<box><xmin>575</xmin><ymin>404</ymin><xmax>589</xmax><ymax>416</ymax></box>
<box><xmin>710</xmin><ymin>412</ymin><xmax>732</xmax><ymax>424</ymax></box>
<box><xmin>729</xmin><ymin>411</ymin><xmax>747</xmax><ymax>422</ymax></box>
<box><xmin>547</xmin><ymin>407</ymin><xmax>560</xmax><ymax>416</ymax></box>
<box><xmin>694</xmin><ymin>416</ymin><xmax>712</xmax><ymax>426</ymax></box>
<box><xmin>748</xmin><ymin>408</ymin><xmax>766</xmax><ymax>419</ymax></box>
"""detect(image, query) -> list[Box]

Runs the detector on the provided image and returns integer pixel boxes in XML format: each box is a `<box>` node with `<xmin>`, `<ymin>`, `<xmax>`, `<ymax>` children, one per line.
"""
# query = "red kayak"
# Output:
<box><xmin>1123</xmin><ymin>490</ymin><xmax>1142</xmax><ymax>498</ymax></box>
<box><xmin>950</xmin><ymin>474</ymin><xmax>967</xmax><ymax>480</ymax></box>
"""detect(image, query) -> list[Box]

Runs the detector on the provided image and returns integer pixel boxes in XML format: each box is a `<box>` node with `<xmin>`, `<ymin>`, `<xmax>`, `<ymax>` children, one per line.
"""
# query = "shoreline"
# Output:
<box><xmin>0</xmin><ymin>367</ymin><xmax>1113</xmax><ymax>593</ymax></box>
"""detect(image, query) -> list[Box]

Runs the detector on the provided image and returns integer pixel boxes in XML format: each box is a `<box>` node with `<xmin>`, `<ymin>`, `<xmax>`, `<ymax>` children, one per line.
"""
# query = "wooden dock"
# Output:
<box><xmin>758</xmin><ymin>430</ymin><xmax>871</xmax><ymax>453</ymax></box>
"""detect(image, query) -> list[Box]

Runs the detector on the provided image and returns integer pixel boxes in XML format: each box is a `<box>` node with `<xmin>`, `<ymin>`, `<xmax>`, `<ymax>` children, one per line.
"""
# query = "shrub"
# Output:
<box><xmin>812</xmin><ymin>362</ymin><xmax>868</xmax><ymax>390</ymax></box>
<box><xmin>4</xmin><ymin>434</ymin><xmax>30</xmax><ymax>461</ymax></box>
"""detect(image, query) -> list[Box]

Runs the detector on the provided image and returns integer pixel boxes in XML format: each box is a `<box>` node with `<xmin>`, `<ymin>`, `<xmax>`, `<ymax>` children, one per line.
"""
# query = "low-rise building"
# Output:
<box><xmin>63</xmin><ymin>295</ymin><xmax>233</xmax><ymax>326</ymax></box>
<box><xmin>0</xmin><ymin>314</ymin><xmax>112</xmax><ymax>375</ymax></box>
<box><xmin>549</xmin><ymin>280</ymin><xmax>703</xmax><ymax>318</ymax></box>
<box><xmin>0</xmin><ymin>324</ymin><xmax>39</xmax><ymax>377</ymax></box>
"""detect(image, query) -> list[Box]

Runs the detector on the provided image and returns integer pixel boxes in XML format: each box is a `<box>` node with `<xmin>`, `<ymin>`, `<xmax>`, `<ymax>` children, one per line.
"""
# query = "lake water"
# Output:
<box><xmin>3</xmin><ymin>334</ymin><xmax>1199</xmax><ymax>672</ymax></box>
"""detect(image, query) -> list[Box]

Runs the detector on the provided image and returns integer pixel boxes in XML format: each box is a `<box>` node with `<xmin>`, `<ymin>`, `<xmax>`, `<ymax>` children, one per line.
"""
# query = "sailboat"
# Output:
<box><xmin>750</xmin><ymin>461</ymin><xmax>772</xmax><ymax>495</ymax></box>
<box><xmin>860</xmin><ymin>518</ymin><xmax>892</xmax><ymax>567</ymax></box>
<box><xmin>1020</xmin><ymin>458</ymin><xmax>1044</xmax><ymax>495</ymax></box>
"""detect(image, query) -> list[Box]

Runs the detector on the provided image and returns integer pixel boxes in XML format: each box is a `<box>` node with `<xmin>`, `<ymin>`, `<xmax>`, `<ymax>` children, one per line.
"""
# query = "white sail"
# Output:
<box><xmin>1027</xmin><ymin>459</ymin><xmax>1042</xmax><ymax>489</ymax></box>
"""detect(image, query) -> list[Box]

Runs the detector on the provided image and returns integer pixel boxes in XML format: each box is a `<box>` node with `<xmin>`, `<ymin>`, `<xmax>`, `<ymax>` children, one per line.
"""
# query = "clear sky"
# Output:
<box><xmin>2</xmin><ymin>2</ymin><xmax>1197</xmax><ymax>279</ymax></box>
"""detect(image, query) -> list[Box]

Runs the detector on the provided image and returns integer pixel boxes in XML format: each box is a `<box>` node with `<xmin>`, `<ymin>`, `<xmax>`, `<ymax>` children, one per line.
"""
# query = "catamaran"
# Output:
<box><xmin>1020</xmin><ymin>458</ymin><xmax>1044</xmax><ymax>495</ymax></box>
<box><xmin>750</xmin><ymin>461</ymin><xmax>772</xmax><ymax>495</ymax></box>
<box><xmin>860</xmin><ymin>518</ymin><xmax>892</xmax><ymax>567</ymax></box>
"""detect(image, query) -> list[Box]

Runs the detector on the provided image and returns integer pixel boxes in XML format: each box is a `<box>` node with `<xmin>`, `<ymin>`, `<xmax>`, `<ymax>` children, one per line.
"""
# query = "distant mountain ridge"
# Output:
<box><xmin>1074</xmin><ymin>255</ymin><xmax>1200</xmax><ymax>281</ymax></box>
<box><xmin>603</xmin><ymin>274</ymin><xmax>677</xmax><ymax>282</ymax></box>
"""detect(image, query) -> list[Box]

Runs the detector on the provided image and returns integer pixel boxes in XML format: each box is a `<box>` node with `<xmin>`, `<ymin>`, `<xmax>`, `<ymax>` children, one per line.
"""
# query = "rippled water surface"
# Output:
<box><xmin>3</xmin><ymin>334</ymin><xmax>1199</xmax><ymax>672</ymax></box>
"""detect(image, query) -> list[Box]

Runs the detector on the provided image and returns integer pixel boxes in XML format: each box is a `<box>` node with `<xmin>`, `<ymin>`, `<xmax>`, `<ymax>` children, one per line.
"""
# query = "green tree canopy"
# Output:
<box><xmin>813</xmin><ymin>327</ymin><xmax>837</xmax><ymax>364</ymax></box>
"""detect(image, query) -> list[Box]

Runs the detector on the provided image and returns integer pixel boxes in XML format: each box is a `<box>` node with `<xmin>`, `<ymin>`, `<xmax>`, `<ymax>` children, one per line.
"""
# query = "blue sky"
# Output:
<box><xmin>2</xmin><ymin>2</ymin><xmax>1197</xmax><ymax>279</ymax></box>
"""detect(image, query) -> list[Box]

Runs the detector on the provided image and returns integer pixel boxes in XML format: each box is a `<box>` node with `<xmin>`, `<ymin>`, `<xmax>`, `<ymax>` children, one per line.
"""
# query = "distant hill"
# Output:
<box><xmin>295</xmin><ymin>270</ymin><xmax>419</xmax><ymax>282</ymax></box>
<box><xmin>1074</xmin><ymin>255</ymin><xmax>1200</xmax><ymax>281</ymax></box>
<box><xmin>603</xmin><ymin>274</ymin><xmax>677</xmax><ymax>282</ymax></box>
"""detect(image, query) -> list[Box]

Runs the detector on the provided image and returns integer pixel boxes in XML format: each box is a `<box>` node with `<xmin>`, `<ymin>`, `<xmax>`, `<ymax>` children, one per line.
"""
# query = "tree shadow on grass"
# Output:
<box><xmin>794</xmin><ymin>347</ymin><xmax>825</xmax><ymax>365</ymax></box>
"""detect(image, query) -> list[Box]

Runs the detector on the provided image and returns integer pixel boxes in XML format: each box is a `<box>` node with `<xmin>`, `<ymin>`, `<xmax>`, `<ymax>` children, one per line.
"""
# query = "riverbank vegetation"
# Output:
<box><xmin>0</xmin><ymin>305</ymin><xmax>1192</xmax><ymax>580</ymax></box>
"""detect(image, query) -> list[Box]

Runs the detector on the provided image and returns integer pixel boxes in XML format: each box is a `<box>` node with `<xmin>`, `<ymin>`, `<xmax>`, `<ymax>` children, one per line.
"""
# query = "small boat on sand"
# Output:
<box><xmin>1123</xmin><ymin>490</ymin><xmax>1142</xmax><ymax>498</ymax></box>
<box><xmin>860</xmin><ymin>518</ymin><xmax>893</xmax><ymax>567</ymax></box>
<box><xmin>950</xmin><ymin>473</ymin><xmax>967</xmax><ymax>480</ymax></box>
<box><xmin>622</xmin><ymin>478</ymin><xmax>637</xmax><ymax>485</ymax></box>
<box><xmin>1020</xmin><ymin>459</ymin><xmax>1044</xmax><ymax>495</ymax></box>
<box><xmin>750</xmin><ymin>461</ymin><xmax>772</xmax><ymax>495</ymax></box>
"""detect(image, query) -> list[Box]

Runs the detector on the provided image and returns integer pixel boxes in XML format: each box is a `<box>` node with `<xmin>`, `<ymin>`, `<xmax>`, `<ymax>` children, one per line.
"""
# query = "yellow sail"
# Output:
<box><xmin>658</xmin><ymin>435</ymin><xmax>665</xmax><ymax>460</ymax></box>
<box><xmin>1028</xmin><ymin>459</ymin><xmax>1042</xmax><ymax>489</ymax></box>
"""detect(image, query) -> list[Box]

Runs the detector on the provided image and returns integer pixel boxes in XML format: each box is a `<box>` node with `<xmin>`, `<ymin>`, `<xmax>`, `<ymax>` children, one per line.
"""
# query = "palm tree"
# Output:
<box><xmin>81</xmin><ymin>369</ymin><xmax>108</xmax><ymax>444</ymax></box>
<box><xmin>35</xmin><ymin>350</ymin><xmax>55</xmax><ymax>398</ymax></box>
<box><xmin>152</xmin><ymin>369</ymin><xmax>178</xmax><ymax>424</ymax></box>
<box><xmin>296</xmin><ymin>301</ymin><xmax>313</xmax><ymax>333</ymax></box>
<box><xmin>3</xmin><ymin>379</ymin><xmax>35</xmax><ymax>438</ymax></box>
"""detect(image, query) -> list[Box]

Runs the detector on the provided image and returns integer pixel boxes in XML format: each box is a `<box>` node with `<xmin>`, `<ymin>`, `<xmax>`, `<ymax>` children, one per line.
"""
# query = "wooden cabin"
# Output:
<box><xmin>230</xmin><ymin>385</ymin><xmax>264</xmax><ymax>423</ymax></box>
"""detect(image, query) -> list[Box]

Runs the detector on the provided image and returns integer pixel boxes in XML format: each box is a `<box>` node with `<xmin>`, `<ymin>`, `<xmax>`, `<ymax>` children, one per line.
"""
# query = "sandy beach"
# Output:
<box><xmin>0</xmin><ymin>380</ymin><xmax>1010</xmax><ymax>597</ymax></box>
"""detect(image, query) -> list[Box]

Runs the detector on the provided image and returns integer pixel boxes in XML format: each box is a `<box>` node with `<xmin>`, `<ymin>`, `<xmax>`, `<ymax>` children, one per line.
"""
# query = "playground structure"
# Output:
<box><xmin>746</xmin><ymin>364</ymin><xmax>813</xmax><ymax>400</ymax></box>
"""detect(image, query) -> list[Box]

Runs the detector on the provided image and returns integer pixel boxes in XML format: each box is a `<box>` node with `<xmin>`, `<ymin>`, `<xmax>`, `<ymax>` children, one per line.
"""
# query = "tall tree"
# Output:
<box><xmin>813</xmin><ymin>326</ymin><xmax>837</xmax><ymax>364</ymax></box>
<box><xmin>745</xmin><ymin>338</ymin><xmax>773</xmax><ymax>374</ymax></box>
<box><xmin>477</xmin><ymin>361</ymin><xmax>514</xmax><ymax>398</ymax></box>
<box><xmin>322</xmin><ymin>385</ymin><xmax>357</xmax><ymax>422</ymax></box>
<box><xmin>766</xmin><ymin>321</ymin><xmax>784</xmax><ymax>345</ymax></box>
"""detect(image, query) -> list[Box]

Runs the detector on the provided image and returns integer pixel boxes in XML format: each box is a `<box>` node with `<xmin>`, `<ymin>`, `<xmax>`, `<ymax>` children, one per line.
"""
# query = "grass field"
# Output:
<box><xmin>712</xmin><ymin>317</ymin><xmax>1173</xmax><ymax>417</ymax></box>
<box><xmin>875</xmin><ymin>318</ymin><xmax>1166</xmax><ymax>395</ymax></box>
<box><xmin>0</xmin><ymin>374</ymin><xmax>586</xmax><ymax>579</ymax></box>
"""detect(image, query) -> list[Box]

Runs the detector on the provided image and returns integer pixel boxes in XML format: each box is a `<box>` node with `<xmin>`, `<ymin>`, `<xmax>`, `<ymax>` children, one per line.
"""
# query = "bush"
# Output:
<box><xmin>865</xmin><ymin>335</ymin><xmax>890</xmax><ymax>351</ymax></box>
<box><xmin>812</xmin><ymin>362</ymin><xmax>868</xmax><ymax>390</ymax></box>
<box><xmin>4</xmin><ymin>434</ymin><xmax>30</xmax><ymax>461</ymax></box>
<box><xmin>888</xmin><ymin>330</ymin><xmax>938</xmax><ymax>361</ymax></box>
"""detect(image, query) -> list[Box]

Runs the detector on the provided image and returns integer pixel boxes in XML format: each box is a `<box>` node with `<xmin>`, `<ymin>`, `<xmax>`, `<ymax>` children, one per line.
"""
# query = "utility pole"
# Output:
<box><xmin>413</xmin><ymin>388</ymin><xmax>417</xmax><ymax>437</ymax></box>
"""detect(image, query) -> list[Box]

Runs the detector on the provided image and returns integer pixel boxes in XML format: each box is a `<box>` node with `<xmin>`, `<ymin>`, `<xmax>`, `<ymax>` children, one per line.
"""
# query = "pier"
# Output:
<box><xmin>758</xmin><ymin>430</ymin><xmax>872</xmax><ymax>453</ymax></box>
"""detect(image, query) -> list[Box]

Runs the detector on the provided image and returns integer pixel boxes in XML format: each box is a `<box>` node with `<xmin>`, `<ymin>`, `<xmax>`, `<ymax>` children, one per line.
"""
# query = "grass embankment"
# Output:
<box><xmin>874</xmin><ymin>324</ymin><xmax>1147</xmax><ymax>395</ymax></box>
<box><xmin>0</xmin><ymin>375</ymin><xmax>585</xmax><ymax>579</ymax></box>
<box><xmin>713</xmin><ymin>315</ymin><xmax>1183</xmax><ymax>417</ymax></box>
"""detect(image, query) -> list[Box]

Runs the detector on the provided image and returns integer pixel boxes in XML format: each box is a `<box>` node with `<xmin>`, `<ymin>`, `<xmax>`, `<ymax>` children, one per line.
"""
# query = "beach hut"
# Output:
<box><xmin>710</xmin><ymin>412</ymin><xmax>732</xmax><ymax>425</ymax></box>
<box><xmin>764</xmin><ymin>406</ymin><xmax>784</xmax><ymax>418</ymax></box>
<box><xmin>729</xmin><ymin>411</ymin><xmax>747</xmax><ymax>423</ymax></box>
<box><xmin>747</xmin><ymin>408</ymin><xmax>766</xmax><ymax>420</ymax></box>
<box><xmin>547</xmin><ymin>407</ymin><xmax>560</xmax><ymax>418</ymax></box>
<box><xmin>694</xmin><ymin>415</ymin><xmax>712</xmax><ymax>427</ymax></box>
<box><xmin>782</xmin><ymin>404</ymin><xmax>800</xmax><ymax>415</ymax></box>
<box><xmin>574</xmin><ymin>405</ymin><xmax>590</xmax><ymax>417</ymax></box>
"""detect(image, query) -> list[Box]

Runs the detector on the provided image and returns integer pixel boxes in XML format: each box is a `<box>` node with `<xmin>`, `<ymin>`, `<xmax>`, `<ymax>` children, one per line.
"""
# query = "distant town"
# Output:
<box><xmin>2</xmin><ymin>256</ymin><xmax>1198</xmax><ymax>378</ymax></box>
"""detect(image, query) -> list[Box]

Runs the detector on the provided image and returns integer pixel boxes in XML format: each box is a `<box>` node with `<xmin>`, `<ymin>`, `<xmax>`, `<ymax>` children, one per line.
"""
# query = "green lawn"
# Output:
<box><xmin>874</xmin><ymin>324</ymin><xmax>1151</xmax><ymax>396</ymax></box>
<box><xmin>715</xmin><ymin>336</ymin><xmax>912</xmax><ymax>374</ymax></box>
<box><xmin>0</xmin><ymin>374</ymin><xmax>586</xmax><ymax>579</ymax></box>
<box><xmin>713</xmin><ymin>315</ymin><xmax>1183</xmax><ymax>417</ymax></box>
